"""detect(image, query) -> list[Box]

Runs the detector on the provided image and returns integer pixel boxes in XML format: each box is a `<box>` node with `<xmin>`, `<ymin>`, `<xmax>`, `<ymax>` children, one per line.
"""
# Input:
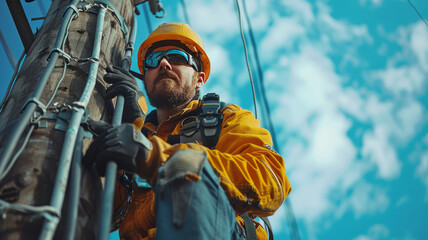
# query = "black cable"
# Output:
<box><xmin>241</xmin><ymin>1</ymin><xmax>301</xmax><ymax>240</ymax></box>
<box><xmin>142</xmin><ymin>2</ymin><xmax>153</xmax><ymax>33</ymax></box>
<box><xmin>407</xmin><ymin>0</ymin><xmax>428</xmax><ymax>29</ymax></box>
<box><xmin>235</xmin><ymin>0</ymin><xmax>258</xmax><ymax>119</ymax></box>
<box><xmin>180</xmin><ymin>0</ymin><xmax>191</xmax><ymax>25</ymax></box>
<box><xmin>241</xmin><ymin>0</ymin><xmax>277</xmax><ymax>149</ymax></box>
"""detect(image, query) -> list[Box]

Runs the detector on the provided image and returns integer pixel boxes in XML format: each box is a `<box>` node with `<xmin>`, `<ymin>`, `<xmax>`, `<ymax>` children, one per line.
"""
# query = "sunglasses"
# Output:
<box><xmin>143</xmin><ymin>49</ymin><xmax>200</xmax><ymax>72</ymax></box>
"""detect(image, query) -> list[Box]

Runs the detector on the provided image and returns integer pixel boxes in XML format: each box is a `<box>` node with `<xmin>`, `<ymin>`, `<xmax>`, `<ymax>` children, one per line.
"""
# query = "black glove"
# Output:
<box><xmin>84</xmin><ymin>120</ymin><xmax>153</xmax><ymax>176</ymax></box>
<box><xmin>104</xmin><ymin>66</ymin><xmax>148</xmax><ymax>124</ymax></box>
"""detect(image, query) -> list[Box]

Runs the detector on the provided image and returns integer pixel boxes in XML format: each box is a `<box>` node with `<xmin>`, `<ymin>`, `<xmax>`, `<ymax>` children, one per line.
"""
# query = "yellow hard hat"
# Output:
<box><xmin>137</xmin><ymin>22</ymin><xmax>211</xmax><ymax>82</ymax></box>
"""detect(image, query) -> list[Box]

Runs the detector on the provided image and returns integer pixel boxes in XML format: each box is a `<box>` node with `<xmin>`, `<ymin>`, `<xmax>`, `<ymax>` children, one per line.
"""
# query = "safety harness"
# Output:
<box><xmin>165</xmin><ymin>93</ymin><xmax>224</xmax><ymax>149</ymax></box>
<box><xmin>117</xmin><ymin>93</ymin><xmax>274</xmax><ymax>240</ymax></box>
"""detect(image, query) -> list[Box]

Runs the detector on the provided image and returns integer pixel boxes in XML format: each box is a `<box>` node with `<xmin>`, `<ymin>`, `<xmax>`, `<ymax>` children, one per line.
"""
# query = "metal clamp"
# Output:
<box><xmin>64</xmin><ymin>4</ymin><xmax>79</xmax><ymax>17</ymax></box>
<box><xmin>76</xmin><ymin>1</ymin><xmax>93</xmax><ymax>12</ymax></box>
<box><xmin>0</xmin><ymin>199</ymin><xmax>60</xmax><ymax>222</ymax></box>
<box><xmin>48</xmin><ymin>48</ymin><xmax>71</xmax><ymax>63</ymax></box>
<box><xmin>95</xmin><ymin>0</ymin><xmax>129</xmax><ymax>40</ymax></box>
<box><xmin>20</xmin><ymin>97</ymin><xmax>47</xmax><ymax>117</ymax></box>
<box><xmin>125</xmin><ymin>41</ymin><xmax>134</xmax><ymax>52</ymax></box>
<box><xmin>75</xmin><ymin>57</ymin><xmax>100</xmax><ymax>64</ymax></box>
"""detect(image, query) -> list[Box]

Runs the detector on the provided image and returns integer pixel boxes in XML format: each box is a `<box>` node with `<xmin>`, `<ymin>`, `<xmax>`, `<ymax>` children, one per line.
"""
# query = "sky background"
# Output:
<box><xmin>1</xmin><ymin>0</ymin><xmax>428</xmax><ymax>240</ymax></box>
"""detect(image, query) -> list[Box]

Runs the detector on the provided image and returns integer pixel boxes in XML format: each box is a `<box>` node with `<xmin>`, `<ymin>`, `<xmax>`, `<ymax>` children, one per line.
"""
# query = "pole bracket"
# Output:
<box><xmin>48</xmin><ymin>48</ymin><xmax>71</xmax><ymax>64</ymax></box>
<box><xmin>20</xmin><ymin>97</ymin><xmax>47</xmax><ymax>123</ymax></box>
<box><xmin>95</xmin><ymin>0</ymin><xmax>129</xmax><ymax>41</ymax></box>
<box><xmin>0</xmin><ymin>199</ymin><xmax>60</xmax><ymax>222</ymax></box>
<box><xmin>64</xmin><ymin>4</ymin><xmax>79</xmax><ymax>17</ymax></box>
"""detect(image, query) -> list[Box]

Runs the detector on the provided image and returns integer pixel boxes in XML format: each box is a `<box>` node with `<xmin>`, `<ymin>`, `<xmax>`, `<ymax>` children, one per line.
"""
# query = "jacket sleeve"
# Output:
<box><xmin>205</xmin><ymin>104</ymin><xmax>291</xmax><ymax>216</ymax></box>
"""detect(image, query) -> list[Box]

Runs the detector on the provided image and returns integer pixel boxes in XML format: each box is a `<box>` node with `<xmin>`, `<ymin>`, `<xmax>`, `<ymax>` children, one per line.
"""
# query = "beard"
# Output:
<box><xmin>144</xmin><ymin>69</ymin><xmax>198</xmax><ymax>109</ymax></box>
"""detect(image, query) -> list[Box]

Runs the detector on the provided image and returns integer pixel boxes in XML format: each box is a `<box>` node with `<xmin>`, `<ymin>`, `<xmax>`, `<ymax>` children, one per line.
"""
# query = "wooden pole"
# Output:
<box><xmin>0</xmin><ymin>0</ymin><xmax>135</xmax><ymax>239</ymax></box>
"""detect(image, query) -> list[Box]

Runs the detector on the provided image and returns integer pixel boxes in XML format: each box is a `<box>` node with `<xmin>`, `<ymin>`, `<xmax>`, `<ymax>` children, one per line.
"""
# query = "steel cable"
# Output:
<box><xmin>240</xmin><ymin>1</ymin><xmax>301</xmax><ymax>239</ymax></box>
<box><xmin>234</xmin><ymin>0</ymin><xmax>258</xmax><ymax>119</ymax></box>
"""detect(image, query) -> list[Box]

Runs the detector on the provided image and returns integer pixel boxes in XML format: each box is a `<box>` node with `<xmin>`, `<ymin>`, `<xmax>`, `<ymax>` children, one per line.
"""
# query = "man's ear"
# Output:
<box><xmin>195</xmin><ymin>72</ymin><xmax>206</xmax><ymax>89</ymax></box>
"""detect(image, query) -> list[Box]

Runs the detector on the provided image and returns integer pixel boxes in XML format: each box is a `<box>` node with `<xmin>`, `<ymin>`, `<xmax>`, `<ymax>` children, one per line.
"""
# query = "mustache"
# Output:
<box><xmin>154</xmin><ymin>69</ymin><xmax>179</xmax><ymax>84</ymax></box>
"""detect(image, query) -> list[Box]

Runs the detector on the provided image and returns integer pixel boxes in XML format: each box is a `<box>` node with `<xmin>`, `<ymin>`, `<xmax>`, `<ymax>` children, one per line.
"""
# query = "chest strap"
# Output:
<box><xmin>167</xmin><ymin>93</ymin><xmax>224</xmax><ymax>149</ymax></box>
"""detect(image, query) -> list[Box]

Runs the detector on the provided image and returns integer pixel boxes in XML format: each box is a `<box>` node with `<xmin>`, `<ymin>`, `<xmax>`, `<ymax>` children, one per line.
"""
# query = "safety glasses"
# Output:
<box><xmin>143</xmin><ymin>49</ymin><xmax>200</xmax><ymax>72</ymax></box>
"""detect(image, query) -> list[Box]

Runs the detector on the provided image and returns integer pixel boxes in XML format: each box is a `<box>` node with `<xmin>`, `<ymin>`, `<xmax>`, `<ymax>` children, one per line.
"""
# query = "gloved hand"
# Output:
<box><xmin>84</xmin><ymin>119</ymin><xmax>153</xmax><ymax>176</ymax></box>
<box><xmin>104</xmin><ymin>66</ymin><xmax>148</xmax><ymax>126</ymax></box>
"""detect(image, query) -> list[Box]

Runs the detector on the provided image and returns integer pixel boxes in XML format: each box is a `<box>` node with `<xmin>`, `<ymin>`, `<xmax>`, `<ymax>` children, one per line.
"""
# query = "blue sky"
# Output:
<box><xmin>1</xmin><ymin>0</ymin><xmax>428</xmax><ymax>240</ymax></box>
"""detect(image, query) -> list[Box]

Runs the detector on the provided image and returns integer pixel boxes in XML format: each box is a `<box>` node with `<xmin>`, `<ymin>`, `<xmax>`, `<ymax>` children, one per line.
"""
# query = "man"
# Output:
<box><xmin>86</xmin><ymin>22</ymin><xmax>291</xmax><ymax>240</ymax></box>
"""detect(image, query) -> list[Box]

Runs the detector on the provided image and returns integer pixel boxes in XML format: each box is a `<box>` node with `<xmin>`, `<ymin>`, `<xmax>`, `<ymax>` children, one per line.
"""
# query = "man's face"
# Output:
<box><xmin>143</xmin><ymin>48</ymin><xmax>205</xmax><ymax>109</ymax></box>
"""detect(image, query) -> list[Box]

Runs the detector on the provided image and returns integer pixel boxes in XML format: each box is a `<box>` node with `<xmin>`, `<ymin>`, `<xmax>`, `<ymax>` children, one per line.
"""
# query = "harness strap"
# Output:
<box><xmin>167</xmin><ymin>93</ymin><xmax>223</xmax><ymax>149</ymax></box>
<box><xmin>241</xmin><ymin>214</ymin><xmax>274</xmax><ymax>240</ymax></box>
<box><xmin>260</xmin><ymin>217</ymin><xmax>274</xmax><ymax>240</ymax></box>
<box><xmin>241</xmin><ymin>213</ymin><xmax>257</xmax><ymax>240</ymax></box>
<box><xmin>200</xmin><ymin>93</ymin><xmax>223</xmax><ymax>149</ymax></box>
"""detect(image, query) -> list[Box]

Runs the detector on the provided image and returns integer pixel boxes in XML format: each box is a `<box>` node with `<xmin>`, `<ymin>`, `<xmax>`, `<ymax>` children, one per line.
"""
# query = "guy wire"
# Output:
<box><xmin>235</xmin><ymin>0</ymin><xmax>258</xmax><ymax>119</ymax></box>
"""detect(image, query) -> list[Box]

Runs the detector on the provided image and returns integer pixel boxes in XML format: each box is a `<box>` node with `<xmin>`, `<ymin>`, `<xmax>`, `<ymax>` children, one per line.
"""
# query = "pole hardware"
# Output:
<box><xmin>0</xmin><ymin>199</ymin><xmax>60</xmax><ymax>223</ymax></box>
<box><xmin>148</xmin><ymin>0</ymin><xmax>166</xmax><ymax>18</ymax></box>
<box><xmin>96</xmin><ymin>0</ymin><xmax>129</xmax><ymax>40</ymax></box>
<box><xmin>0</xmin><ymin>0</ymin><xmax>81</xmax><ymax>178</ymax></box>
<box><xmin>39</xmin><ymin>4</ymin><xmax>108</xmax><ymax>240</ymax></box>
<box><xmin>48</xmin><ymin>48</ymin><xmax>72</xmax><ymax>63</ymax></box>
<box><xmin>0</xmin><ymin>0</ymin><xmax>137</xmax><ymax>239</ymax></box>
<box><xmin>19</xmin><ymin>97</ymin><xmax>47</xmax><ymax>116</ymax></box>
<box><xmin>64</xmin><ymin>4</ymin><xmax>80</xmax><ymax>17</ymax></box>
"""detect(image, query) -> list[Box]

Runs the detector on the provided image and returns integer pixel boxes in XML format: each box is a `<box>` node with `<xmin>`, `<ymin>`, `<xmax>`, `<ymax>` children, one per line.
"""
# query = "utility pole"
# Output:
<box><xmin>0</xmin><ymin>0</ymin><xmax>136</xmax><ymax>239</ymax></box>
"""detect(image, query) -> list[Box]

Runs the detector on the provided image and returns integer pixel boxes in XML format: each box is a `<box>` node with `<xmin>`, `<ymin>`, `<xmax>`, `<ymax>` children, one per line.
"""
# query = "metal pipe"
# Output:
<box><xmin>97</xmin><ymin>15</ymin><xmax>138</xmax><ymax>240</ymax></box>
<box><xmin>0</xmin><ymin>0</ymin><xmax>80</xmax><ymax>179</ymax></box>
<box><xmin>64</xmin><ymin>127</ymin><xmax>84</xmax><ymax>240</ymax></box>
<box><xmin>39</xmin><ymin>5</ymin><xmax>108</xmax><ymax>240</ymax></box>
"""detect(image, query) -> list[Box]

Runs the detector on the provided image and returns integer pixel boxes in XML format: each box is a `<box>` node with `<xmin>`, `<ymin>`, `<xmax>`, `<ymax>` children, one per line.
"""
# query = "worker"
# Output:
<box><xmin>85</xmin><ymin>22</ymin><xmax>291</xmax><ymax>240</ymax></box>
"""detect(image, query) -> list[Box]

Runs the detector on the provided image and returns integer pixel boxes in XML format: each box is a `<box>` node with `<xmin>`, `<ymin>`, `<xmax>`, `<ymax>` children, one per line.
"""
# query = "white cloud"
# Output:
<box><xmin>353</xmin><ymin>224</ymin><xmax>389</xmax><ymax>240</ymax></box>
<box><xmin>260</xmin><ymin>16</ymin><xmax>306</xmax><ymax>61</ymax></box>
<box><xmin>394</xmin><ymin>99</ymin><xmax>423</xmax><ymax>142</ymax></box>
<box><xmin>268</xmin><ymin>45</ymin><xmax>364</xmax><ymax>226</ymax></box>
<box><xmin>186</xmin><ymin>0</ymin><xmax>238</xmax><ymax>40</ymax></box>
<box><xmin>370</xmin><ymin>65</ymin><xmax>425</xmax><ymax>96</ymax></box>
<box><xmin>346</xmin><ymin>182</ymin><xmax>389</xmax><ymax>218</ymax></box>
<box><xmin>281</xmin><ymin>0</ymin><xmax>314</xmax><ymax>25</ymax></box>
<box><xmin>317</xmin><ymin>2</ymin><xmax>372</xmax><ymax>44</ymax></box>
<box><xmin>362</xmin><ymin>125</ymin><xmax>401</xmax><ymax>179</ymax></box>
<box><xmin>359</xmin><ymin>0</ymin><xmax>383</xmax><ymax>7</ymax></box>
<box><xmin>417</xmin><ymin>153</ymin><xmax>428</xmax><ymax>199</ymax></box>
<box><xmin>409</xmin><ymin>22</ymin><xmax>428</xmax><ymax>69</ymax></box>
<box><xmin>394</xmin><ymin>22</ymin><xmax>428</xmax><ymax>71</ymax></box>
<box><xmin>238</xmin><ymin>0</ymin><xmax>270</xmax><ymax>31</ymax></box>
<box><xmin>202</xmin><ymin>43</ymin><xmax>236</xmax><ymax>104</ymax></box>
<box><xmin>416</xmin><ymin>134</ymin><xmax>428</xmax><ymax>200</ymax></box>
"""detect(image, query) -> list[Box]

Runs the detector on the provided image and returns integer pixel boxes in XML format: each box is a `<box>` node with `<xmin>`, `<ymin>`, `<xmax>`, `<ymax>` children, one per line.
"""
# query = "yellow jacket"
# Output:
<box><xmin>114</xmin><ymin>100</ymin><xmax>291</xmax><ymax>240</ymax></box>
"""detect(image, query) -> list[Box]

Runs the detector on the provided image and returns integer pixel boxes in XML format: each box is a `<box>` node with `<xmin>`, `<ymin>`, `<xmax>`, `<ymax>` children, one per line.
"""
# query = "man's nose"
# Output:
<box><xmin>158</xmin><ymin>57</ymin><xmax>172</xmax><ymax>71</ymax></box>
